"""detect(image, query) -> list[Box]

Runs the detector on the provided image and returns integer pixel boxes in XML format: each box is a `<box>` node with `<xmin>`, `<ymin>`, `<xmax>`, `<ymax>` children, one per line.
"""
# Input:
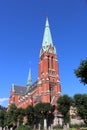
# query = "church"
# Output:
<box><xmin>8</xmin><ymin>17</ymin><xmax>61</xmax><ymax>109</ymax></box>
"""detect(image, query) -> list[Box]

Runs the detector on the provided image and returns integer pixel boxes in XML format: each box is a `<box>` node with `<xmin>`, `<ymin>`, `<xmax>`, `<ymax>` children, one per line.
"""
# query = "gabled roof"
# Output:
<box><xmin>11</xmin><ymin>84</ymin><xmax>27</xmax><ymax>95</ymax></box>
<box><xmin>11</xmin><ymin>81</ymin><xmax>38</xmax><ymax>95</ymax></box>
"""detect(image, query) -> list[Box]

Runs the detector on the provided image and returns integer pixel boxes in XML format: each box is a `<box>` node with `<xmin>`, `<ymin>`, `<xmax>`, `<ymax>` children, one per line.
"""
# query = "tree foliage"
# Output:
<box><xmin>16</xmin><ymin>107</ymin><xmax>25</xmax><ymax>126</ymax></box>
<box><xmin>25</xmin><ymin>105</ymin><xmax>34</xmax><ymax>126</ymax></box>
<box><xmin>73</xmin><ymin>94</ymin><xmax>87</xmax><ymax>124</ymax></box>
<box><xmin>57</xmin><ymin>95</ymin><xmax>73</xmax><ymax>124</ymax></box>
<box><xmin>34</xmin><ymin>103</ymin><xmax>53</xmax><ymax>128</ymax></box>
<box><xmin>34</xmin><ymin>103</ymin><xmax>52</xmax><ymax>119</ymax></box>
<box><xmin>0</xmin><ymin>103</ymin><xmax>53</xmax><ymax>129</ymax></box>
<box><xmin>74</xmin><ymin>58</ymin><xmax>87</xmax><ymax>85</ymax></box>
<box><xmin>16</xmin><ymin>125</ymin><xmax>31</xmax><ymax>130</ymax></box>
<box><xmin>0</xmin><ymin>110</ymin><xmax>6</xmax><ymax>127</ymax></box>
<box><xmin>1</xmin><ymin>95</ymin><xmax>87</xmax><ymax>128</ymax></box>
<box><xmin>5</xmin><ymin>104</ymin><xmax>18</xmax><ymax>128</ymax></box>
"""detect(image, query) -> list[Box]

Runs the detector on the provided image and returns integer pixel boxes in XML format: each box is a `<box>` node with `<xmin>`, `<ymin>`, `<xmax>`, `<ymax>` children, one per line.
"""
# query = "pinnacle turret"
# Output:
<box><xmin>12</xmin><ymin>84</ymin><xmax>15</xmax><ymax>92</ymax></box>
<box><xmin>26</xmin><ymin>69</ymin><xmax>32</xmax><ymax>91</ymax></box>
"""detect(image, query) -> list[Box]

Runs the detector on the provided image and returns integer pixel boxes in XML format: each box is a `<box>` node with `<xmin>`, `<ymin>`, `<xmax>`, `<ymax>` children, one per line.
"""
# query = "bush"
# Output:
<box><xmin>70</xmin><ymin>123</ymin><xmax>87</xmax><ymax>128</ymax></box>
<box><xmin>70</xmin><ymin>124</ymin><xmax>80</xmax><ymax>128</ymax></box>
<box><xmin>53</xmin><ymin>125</ymin><xmax>63</xmax><ymax>129</ymax></box>
<box><xmin>16</xmin><ymin>125</ymin><xmax>31</xmax><ymax>130</ymax></box>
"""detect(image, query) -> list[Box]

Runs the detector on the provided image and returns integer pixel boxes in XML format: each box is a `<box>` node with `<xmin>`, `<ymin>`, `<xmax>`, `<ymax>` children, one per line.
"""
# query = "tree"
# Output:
<box><xmin>34</xmin><ymin>103</ymin><xmax>53</xmax><ymax>128</ymax></box>
<box><xmin>74</xmin><ymin>58</ymin><xmax>87</xmax><ymax>85</ymax></box>
<box><xmin>16</xmin><ymin>107</ymin><xmax>25</xmax><ymax>126</ymax></box>
<box><xmin>5</xmin><ymin>104</ymin><xmax>18</xmax><ymax>128</ymax></box>
<box><xmin>25</xmin><ymin>105</ymin><xmax>34</xmax><ymax>126</ymax></box>
<box><xmin>73</xmin><ymin>94</ymin><xmax>87</xmax><ymax>124</ymax></box>
<box><xmin>57</xmin><ymin>95</ymin><xmax>72</xmax><ymax>124</ymax></box>
<box><xmin>0</xmin><ymin>109</ymin><xmax>6</xmax><ymax>127</ymax></box>
<box><xmin>6</xmin><ymin>104</ymin><xmax>26</xmax><ymax>128</ymax></box>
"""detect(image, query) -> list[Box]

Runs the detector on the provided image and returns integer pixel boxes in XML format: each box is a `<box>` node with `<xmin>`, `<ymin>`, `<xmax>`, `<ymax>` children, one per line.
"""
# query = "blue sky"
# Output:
<box><xmin>0</xmin><ymin>0</ymin><xmax>87</xmax><ymax>107</ymax></box>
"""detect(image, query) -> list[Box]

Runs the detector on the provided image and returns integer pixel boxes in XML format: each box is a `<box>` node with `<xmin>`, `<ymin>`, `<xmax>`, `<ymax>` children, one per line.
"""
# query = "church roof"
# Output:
<box><xmin>11</xmin><ymin>81</ymin><xmax>38</xmax><ymax>95</ymax></box>
<box><xmin>12</xmin><ymin>84</ymin><xmax>27</xmax><ymax>95</ymax></box>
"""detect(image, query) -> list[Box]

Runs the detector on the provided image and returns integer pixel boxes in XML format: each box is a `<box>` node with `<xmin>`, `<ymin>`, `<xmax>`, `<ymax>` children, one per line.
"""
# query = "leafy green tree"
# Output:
<box><xmin>73</xmin><ymin>94</ymin><xmax>87</xmax><ymax>124</ymax></box>
<box><xmin>74</xmin><ymin>58</ymin><xmax>87</xmax><ymax>85</ymax></box>
<box><xmin>25</xmin><ymin>105</ymin><xmax>34</xmax><ymax>126</ymax></box>
<box><xmin>4</xmin><ymin>105</ymin><xmax>25</xmax><ymax>128</ymax></box>
<box><xmin>16</xmin><ymin>108</ymin><xmax>25</xmax><ymax>126</ymax></box>
<box><xmin>5</xmin><ymin>104</ymin><xmax>18</xmax><ymax>128</ymax></box>
<box><xmin>57</xmin><ymin>95</ymin><xmax>72</xmax><ymax>124</ymax></box>
<box><xmin>34</xmin><ymin>103</ymin><xmax>52</xmax><ymax>128</ymax></box>
<box><xmin>0</xmin><ymin>109</ymin><xmax>6</xmax><ymax>127</ymax></box>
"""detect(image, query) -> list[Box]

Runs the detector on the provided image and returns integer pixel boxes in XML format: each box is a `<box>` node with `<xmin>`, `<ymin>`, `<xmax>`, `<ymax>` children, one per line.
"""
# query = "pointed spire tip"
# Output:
<box><xmin>42</xmin><ymin>17</ymin><xmax>53</xmax><ymax>48</ymax></box>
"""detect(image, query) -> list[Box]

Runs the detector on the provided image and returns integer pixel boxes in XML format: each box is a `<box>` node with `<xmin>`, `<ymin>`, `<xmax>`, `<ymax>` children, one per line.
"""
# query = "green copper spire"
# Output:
<box><xmin>42</xmin><ymin>17</ymin><xmax>53</xmax><ymax>50</ymax></box>
<box><xmin>26</xmin><ymin>69</ymin><xmax>32</xmax><ymax>91</ymax></box>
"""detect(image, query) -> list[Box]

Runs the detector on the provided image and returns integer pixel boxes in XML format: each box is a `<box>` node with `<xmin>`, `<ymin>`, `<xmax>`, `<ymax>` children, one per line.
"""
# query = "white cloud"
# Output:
<box><xmin>0</xmin><ymin>98</ymin><xmax>9</xmax><ymax>105</ymax></box>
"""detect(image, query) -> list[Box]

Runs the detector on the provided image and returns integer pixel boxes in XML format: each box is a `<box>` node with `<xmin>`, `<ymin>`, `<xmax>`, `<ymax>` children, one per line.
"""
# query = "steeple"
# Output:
<box><xmin>42</xmin><ymin>17</ymin><xmax>53</xmax><ymax>50</ymax></box>
<box><xmin>38</xmin><ymin>17</ymin><xmax>61</xmax><ymax>105</ymax></box>
<box><xmin>26</xmin><ymin>69</ymin><xmax>32</xmax><ymax>91</ymax></box>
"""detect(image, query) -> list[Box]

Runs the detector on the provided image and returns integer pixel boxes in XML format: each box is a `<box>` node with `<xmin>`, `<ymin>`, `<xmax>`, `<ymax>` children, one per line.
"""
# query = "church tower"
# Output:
<box><xmin>38</xmin><ymin>17</ymin><xmax>61</xmax><ymax>105</ymax></box>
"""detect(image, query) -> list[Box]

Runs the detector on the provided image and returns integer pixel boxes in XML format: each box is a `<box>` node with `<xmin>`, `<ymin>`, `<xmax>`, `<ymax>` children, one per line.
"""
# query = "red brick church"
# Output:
<box><xmin>8</xmin><ymin>17</ymin><xmax>61</xmax><ymax>109</ymax></box>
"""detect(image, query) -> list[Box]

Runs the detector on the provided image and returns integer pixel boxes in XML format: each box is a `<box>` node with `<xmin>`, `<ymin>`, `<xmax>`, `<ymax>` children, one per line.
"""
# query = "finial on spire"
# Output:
<box><xmin>45</xmin><ymin>16</ymin><xmax>49</xmax><ymax>27</ymax></box>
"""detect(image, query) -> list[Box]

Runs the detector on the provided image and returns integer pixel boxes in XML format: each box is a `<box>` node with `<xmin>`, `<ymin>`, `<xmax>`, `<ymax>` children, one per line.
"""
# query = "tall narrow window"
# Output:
<box><xmin>48</xmin><ymin>56</ymin><xmax>50</xmax><ymax>69</ymax></box>
<box><xmin>51</xmin><ymin>57</ymin><xmax>54</xmax><ymax>69</ymax></box>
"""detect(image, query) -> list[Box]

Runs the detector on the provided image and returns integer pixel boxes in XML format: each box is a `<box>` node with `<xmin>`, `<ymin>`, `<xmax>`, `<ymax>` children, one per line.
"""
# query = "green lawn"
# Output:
<box><xmin>53</xmin><ymin>128</ymin><xmax>87</xmax><ymax>130</ymax></box>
